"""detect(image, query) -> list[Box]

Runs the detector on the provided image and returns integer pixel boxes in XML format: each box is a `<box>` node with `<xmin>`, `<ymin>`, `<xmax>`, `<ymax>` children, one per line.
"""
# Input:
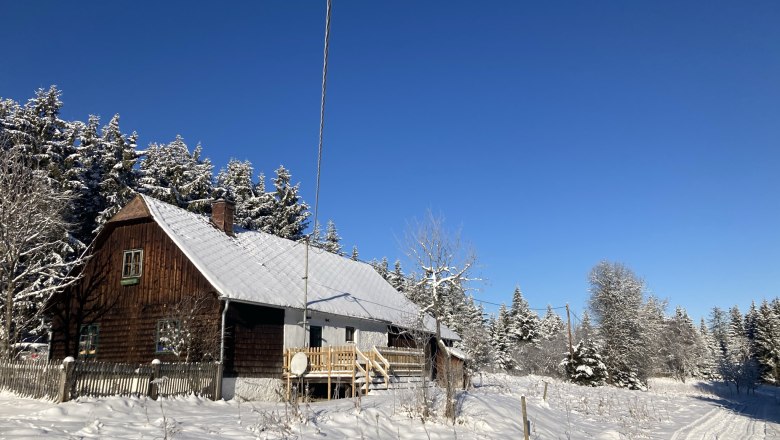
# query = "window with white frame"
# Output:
<box><xmin>122</xmin><ymin>249</ymin><xmax>143</xmax><ymax>278</ymax></box>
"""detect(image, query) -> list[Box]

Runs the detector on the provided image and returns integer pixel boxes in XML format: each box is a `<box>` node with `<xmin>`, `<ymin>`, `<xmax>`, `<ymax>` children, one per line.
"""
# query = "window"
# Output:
<box><xmin>309</xmin><ymin>325</ymin><xmax>322</xmax><ymax>348</ymax></box>
<box><xmin>345</xmin><ymin>326</ymin><xmax>355</xmax><ymax>343</ymax></box>
<box><xmin>122</xmin><ymin>249</ymin><xmax>143</xmax><ymax>278</ymax></box>
<box><xmin>156</xmin><ymin>319</ymin><xmax>180</xmax><ymax>353</ymax></box>
<box><xmin>78</xmin><ymin>324</ymin><xmax>99</xmax><ymax>358</ymax></box>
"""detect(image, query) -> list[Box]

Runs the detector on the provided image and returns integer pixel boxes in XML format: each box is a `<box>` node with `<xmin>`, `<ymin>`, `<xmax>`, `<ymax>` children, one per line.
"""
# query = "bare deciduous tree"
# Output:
<box><xmin>406</xmin><ymin>211</ymin><xmax>475</xmax><ymax>421</ymax></box>
<box><xmin>0</xmin><ymin>145</ymin><xmax>81</xmax><ymax>358</ymax></box>
<box><xmin>158</xmin><ymin>290</ymin><xmax>222</xmax><ymax>362</ymax></box>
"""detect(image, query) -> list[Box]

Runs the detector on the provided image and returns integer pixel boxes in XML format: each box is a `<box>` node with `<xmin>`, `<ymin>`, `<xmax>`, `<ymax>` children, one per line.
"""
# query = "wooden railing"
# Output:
<box><xmin>376</xmin><ymin>346</ymin><xmax>425</xmax><ymax>377</ymax></box>
<box><xmin>283</xmin><ymin>345</ymin><xmax>424</xmax><ymax>399</ymax></box>
<box><xmin>371</xmin><ymin>346</ymin><xmax>390</xmax><ymax>389</ymax></box>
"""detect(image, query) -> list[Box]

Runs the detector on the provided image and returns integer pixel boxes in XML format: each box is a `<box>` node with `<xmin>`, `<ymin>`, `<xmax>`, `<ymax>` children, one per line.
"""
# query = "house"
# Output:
<box><xmin>49</xmin><ymin>194</ymin><xmax>459</xmax><ymax>398</ymax></box>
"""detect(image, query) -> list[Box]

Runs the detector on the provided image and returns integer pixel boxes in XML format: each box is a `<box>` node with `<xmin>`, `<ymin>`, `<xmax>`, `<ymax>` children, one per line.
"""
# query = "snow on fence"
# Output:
<box><xmin>0</xmin><ymin>359</ymin><xmax>61</xmax><ymax>400</ymax></box>
<box><xmin>0</xmin><ymin>358</ymin><xmax>222</xmax><ymax>402</ymax></box>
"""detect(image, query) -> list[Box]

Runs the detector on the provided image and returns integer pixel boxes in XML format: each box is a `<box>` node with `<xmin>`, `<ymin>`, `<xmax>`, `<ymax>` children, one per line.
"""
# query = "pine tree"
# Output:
<box><xmin>350</xmin><ymin>246</ymin><xmax>359</xmax><ymax>261</ymax></box>
<box><xmin>754</xmin><ymin>299</ymin><xmax>780</xmax><ymax>384</ymax></box>
<box><xmin>698</xmin><ymin>318</ymin><xmax>718</xmax><ymax>379</ymax></box>
<box><xmin>719</xmin><ymin>306</ymin><xmax>759</xmax><ymax>393</ymax></box>
<box><xmin>507</xmin><ymin>287</ymin><xmax>539</xmax><ymax>344</ymax></box>
<box><xmin>140</xmin><ymin>135</ymin><xmax>213</xmax><ymax>212</ymax></box>
<box><xmin>588</xmin><ymin>261</ymin><xmax>648</xmax><ymax>388</ymax></box>
<box><xmin>539</xmin><ymin>305</ymin><xmax>565</xmax><ymax>340</ymax></box>
<box><xmin>458</xmin><ymin>296</ymin><xmax>491</xmax><ymax>376</ymax></box>
<box><xmin>95</xmin><ymin>115</ymin><xmax>139</xmax><ymax>227</ymax></box>
<box><xmin>561</xmin><ymin>339</ymin><xmax>609</xmax><ymax>386</ymax></box>
<box><xmin>490</xmin><ymin>305</ymin><xmax>515</xmax><ymax>371</ymax></box>
<box><xmin>263</xmin><ymin>165</ymin><xmax>309</xmax><ymax>240</ymax></box>
<box><xmin>215</xmin><ymin>159</ymin><xmax>274</xmax><ymax>229</ymax></box>
<box><xmin>709</xmin><ymin>306</ymin><xmax>729</xmax><ymax>355</ymax></box>
<box><xmin>68</xmin><ymin>115</ymin><xmax>106</xmax><ymax>243</ymax></box>
<box><xmin>372</xmin><ymin>257</ymin><xmax>390</xmax><ymax>280</ymax></box>
<box><xmin>322</xmin><ymin>220</ymin><xmax>343</xmax><ymax>255</ymax></box>
<box><xmin>183</xmin><ymin>144</ymin><xmax>215</xmax><ymax>213</ymax></box>
<box><xmin>387</xmin><ymin>260</ymin><xmax>406</xmax><ymax>292</ymax></box>
<box><xmin>577</xmin><ymin>310</ymin><xmax>593</xmax><ymax>342</ymax></box>
<box><xmin>664</xmin><ymin>306</ymin><xmax>699</xmax><ymax>381</ymax></box>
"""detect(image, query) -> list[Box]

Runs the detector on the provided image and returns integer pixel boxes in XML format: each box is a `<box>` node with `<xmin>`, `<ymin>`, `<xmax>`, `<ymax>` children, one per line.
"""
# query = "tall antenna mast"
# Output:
<box><xmin>303</xmin><ymin>0</ymin><xmax>333</xmax><ymax>346</ymax></box>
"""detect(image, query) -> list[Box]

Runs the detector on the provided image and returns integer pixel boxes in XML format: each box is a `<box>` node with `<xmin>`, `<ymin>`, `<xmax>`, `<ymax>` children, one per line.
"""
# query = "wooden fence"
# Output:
<box><xmin>0</xmin><ymin>359</ymin><xmax>61</xmax><ymax>400</ymax></box>
<box><xmin>0</xmin><ymin>358</ymin><xmax>222</xmax><ymax>402</ymax></box>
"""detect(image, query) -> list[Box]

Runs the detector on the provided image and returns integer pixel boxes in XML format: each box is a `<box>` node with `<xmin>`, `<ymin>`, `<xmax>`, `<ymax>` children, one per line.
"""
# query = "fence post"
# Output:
<box><xmin>58</xmin><ymin>357</ymin><xmax>76</xmax><ymax>403</ymax></box>
<box><xmin>521</xmin><ymin>394</ymin><xmax>530</xmax><ymax>440</ymax></box>
<box><xmin>213</xmin><ymin>362</ymin><xmax>223</xmax><ymax>401</ymax></box>
<box><xmin>149</xmin><ymin>359</ymin><xmax>161</xmax><ymax>400</ymax></box>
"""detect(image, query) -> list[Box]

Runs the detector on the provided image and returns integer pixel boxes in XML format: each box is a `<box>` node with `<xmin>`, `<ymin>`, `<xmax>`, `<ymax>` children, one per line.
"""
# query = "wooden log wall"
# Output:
<box><xmin>223</xmin><ymin>302</ymin><xmax>284</xmax><ymax>377</ymax></box>
<box><xmin>50</xmin><ymin>219</ymin><xmax>221</xmax><ymax>363</ymax></box>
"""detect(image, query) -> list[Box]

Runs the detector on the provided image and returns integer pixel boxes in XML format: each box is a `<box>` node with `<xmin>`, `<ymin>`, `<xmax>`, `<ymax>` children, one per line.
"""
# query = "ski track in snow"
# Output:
<box><xmin>671</xmin><ymin>390</ymin><xmax>780</xmax><ymax>440</ymax></box>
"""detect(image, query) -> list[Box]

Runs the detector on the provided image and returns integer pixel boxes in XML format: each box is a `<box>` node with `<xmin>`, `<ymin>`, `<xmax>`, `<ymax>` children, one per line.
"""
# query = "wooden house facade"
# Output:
<box><xmin>49</xmin><ymin>195</ymin><xmax>460</xmax><ymax>393</ymax></box>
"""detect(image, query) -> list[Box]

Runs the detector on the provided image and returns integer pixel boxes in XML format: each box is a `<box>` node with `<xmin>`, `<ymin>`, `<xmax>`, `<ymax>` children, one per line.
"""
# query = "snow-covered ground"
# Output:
<box><xmin>1</xmin><ymin>374</ymin><xmax>778</xmax><ymax>439</ymax></box>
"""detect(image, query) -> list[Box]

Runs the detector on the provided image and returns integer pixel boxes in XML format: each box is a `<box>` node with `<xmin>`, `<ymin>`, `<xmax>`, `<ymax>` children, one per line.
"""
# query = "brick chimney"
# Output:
<box><xmin>211</xmin><ymin>199</ymin><xmax>235</xmax><ymax>236</ymax></box>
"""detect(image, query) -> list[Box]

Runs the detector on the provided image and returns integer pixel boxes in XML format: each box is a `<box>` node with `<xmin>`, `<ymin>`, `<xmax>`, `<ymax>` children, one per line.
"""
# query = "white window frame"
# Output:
<box><xmin>122</xmin><ymin>249</ymin><xmax>143</xmax><ymax>278</ymax></box>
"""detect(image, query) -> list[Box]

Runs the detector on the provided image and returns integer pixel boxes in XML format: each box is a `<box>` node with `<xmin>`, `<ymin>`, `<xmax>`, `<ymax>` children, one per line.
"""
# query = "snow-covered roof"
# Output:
<box><xmin>138</xmin><ymin>195</ymin><xmax>458</xmax><ymax>340</ymax></box>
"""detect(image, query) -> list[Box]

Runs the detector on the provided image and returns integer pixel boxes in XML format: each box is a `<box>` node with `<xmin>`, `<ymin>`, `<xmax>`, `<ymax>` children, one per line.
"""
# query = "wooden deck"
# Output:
<box><xmin>283</xmin><ymin>345</ymin><xmax>425</xmax><ymax>399</ymax></box>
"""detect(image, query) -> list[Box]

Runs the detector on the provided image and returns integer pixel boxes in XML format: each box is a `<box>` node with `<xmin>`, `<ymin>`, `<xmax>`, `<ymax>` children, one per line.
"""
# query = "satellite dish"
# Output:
<box><xmin>290</xmin><ymin>352</ymin><xmax>308</xmax><ymax>375</ymax></box>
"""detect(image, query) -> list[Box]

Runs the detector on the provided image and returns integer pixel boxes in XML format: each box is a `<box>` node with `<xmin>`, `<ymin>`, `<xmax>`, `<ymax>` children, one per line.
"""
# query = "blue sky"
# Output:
<box><xmin>2</xmin><ymin>1</ymin><xmax>778</xmax><ymax>322</ymax></box>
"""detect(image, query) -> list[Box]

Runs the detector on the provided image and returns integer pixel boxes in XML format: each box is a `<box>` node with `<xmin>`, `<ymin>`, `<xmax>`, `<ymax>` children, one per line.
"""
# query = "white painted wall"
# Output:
<box><xmin>283</xmin><ymin>309</ymin><xmax>387</xmax><ymax>350</ymax></box>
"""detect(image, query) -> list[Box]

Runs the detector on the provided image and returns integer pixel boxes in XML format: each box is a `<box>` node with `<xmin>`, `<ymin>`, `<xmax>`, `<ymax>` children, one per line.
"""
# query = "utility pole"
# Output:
<box><xmin>565</xmin><ymin>303</ymin><xmax>574</xmax><ymax>359</ymax></box>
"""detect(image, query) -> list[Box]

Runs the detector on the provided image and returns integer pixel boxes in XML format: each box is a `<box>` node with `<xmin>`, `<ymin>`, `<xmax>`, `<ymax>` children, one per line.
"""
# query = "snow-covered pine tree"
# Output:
<box><xmin>215</xmin><ymin>159</ymin><xmax>272</xmax><ymax>229</ymax></box>
<box><xmin>350</xmin><ymin>245</ymin><xmax>359</xmax><ymax>261</ymax></box>
<box><xmin>663</xmin><ymin>306</ymin><xmax>700</xmax><ymax>381</ymax></box>
<box><xmin>182</xmin><ymin>143</ymin><xmax>215</xmax><ymax>213</ymax></box>
<box><xmin>641</xmin><ymin>296</ymin><xmax>668</xmax><ymax>377</ymax></box>
<box><xmin>387</xmin><ymin>260</ymin><xmax>406</xmax><ymax>293</ymax></box>
<box><xmin>588</xmin><ymin>261</ymin><xmax>648</xmax><ymax>388</ymax></box>
<box><xmin>140</xmin><ymin>135</ymin><xmax>213</xmax><ymax>212</ymax></box>
<box><xmin>709</xmin><ymin>306</ymin><xmax>729</xmax><ymax>355</ymax></box>
<box><xmin>539</xmin><ymin>305</ymin><xmax>565</xmax><ymax>340</ymax></box>
<box><xmin>560</xmin><ymin>339</ymin><xmax>609</xmax><ymax>386</ymax></box>
<box><xmin>372</xmin><ymin>257</ymin><xmax>390</xmax><ymax>280</ymax></box>
<box><xmin>3</xmin><ymin>86</ymin><xmax>74</xmax><ymax>176</ymax></box>
<box><xmin>490</xmin><ymin>305</ymin><xmax>515</xmax><ymax>371</ymax></box>
<box><xmin>67</xmin><ymin>115</ymin><xmax>106</xmax><ymax>243</ymax></box>
<box><xmin>754</xmin><ymin>299</ymin><xmax>780</xmax><ymax>384</ymax></box>
<box><xmin>719</xmin><ymin>306</ymin><xmax>760</xmax><ymax>393</ymax></box>
<box><xmin>457</xmin><ymin>296</ymin><xmax>491</xmax><ymax>377</ymax></box>
<box><xmin>322</xmin><ymin>220</ymin><xmax>343</xmax><ymax>255</ymax></box>
<box><xmin>576</xmin><ymin>310</ymin><xmax>593</xmax><ymax>342</ymax></box>
<box><xmin>263</xmin><ymin>165</ymin><xmax>309</xmax><ymax>240</ymax></box>
<box><xmin>508</xmin><ymin>287</ymin><xmax>539</xmax><ymax>344</ymax></box>
<box><xmin>697</xmin><ymin>318</ymin><xmax>718</xmax><ymax>379</ymax></box>
<box><xmin>95</xmin><ymin>115</ymin><xmax>139</xmax><ymax>228</ymax></box>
